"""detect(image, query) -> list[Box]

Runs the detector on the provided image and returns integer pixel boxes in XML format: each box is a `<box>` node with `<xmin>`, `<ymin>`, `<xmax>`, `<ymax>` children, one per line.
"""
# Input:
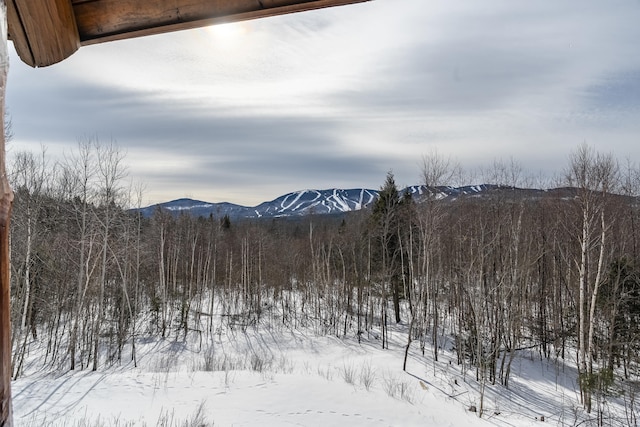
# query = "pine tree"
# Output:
<box><xmin>370</xmin><ymin>171</ymin><xmax>409</xmax><ymax>325</ymax></box>
<box><xmin>220</xmin><ymin>214</ymin><xmax>231</xmax><ymax>230</ymax></box>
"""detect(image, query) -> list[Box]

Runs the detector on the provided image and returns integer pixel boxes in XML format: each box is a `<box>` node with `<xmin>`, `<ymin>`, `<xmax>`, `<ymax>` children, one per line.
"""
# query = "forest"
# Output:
<box><xmin>7</xmin><ymin>141</ymin><xmax>640</xmax><ymax>421</ymax></box>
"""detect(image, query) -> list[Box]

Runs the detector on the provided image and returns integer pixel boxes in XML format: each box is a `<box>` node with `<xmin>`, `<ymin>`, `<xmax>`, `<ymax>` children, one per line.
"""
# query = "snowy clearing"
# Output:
<box><xmin>12</xmin><ymin>319</ymin><xmax>627</xmax><ymax>427</ymax></box>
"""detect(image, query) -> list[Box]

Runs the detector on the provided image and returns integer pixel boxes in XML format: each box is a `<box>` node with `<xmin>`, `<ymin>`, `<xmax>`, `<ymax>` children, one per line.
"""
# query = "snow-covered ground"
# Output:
<box><xmin>11</xmin><ymin>317</ymin><xmax>634</xmax><ymax>426</ymax></box>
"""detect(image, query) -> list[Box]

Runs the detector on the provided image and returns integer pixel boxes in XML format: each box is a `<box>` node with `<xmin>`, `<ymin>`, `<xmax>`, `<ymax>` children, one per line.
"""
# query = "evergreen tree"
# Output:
<box><xmin>370</xmin><ymin>171</ymin><xmax>411</xmax><ymax>324</ymax></box>
<box><xmin>220</xmin><ymin>214</ymin><xmax>231</xmax><ymax>230</ymax></box>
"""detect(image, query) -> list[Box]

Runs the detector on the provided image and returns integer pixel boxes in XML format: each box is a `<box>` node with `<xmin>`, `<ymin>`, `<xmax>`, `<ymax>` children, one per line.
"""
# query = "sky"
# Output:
<box><xmin>5</xmin><ymin>0</ymin><xmax>640</xmax><ymax>206</ymax></box>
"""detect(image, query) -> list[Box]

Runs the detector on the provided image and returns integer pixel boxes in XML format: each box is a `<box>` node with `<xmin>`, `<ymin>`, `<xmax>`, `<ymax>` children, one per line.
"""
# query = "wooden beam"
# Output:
<box><xmin>8</xmin><ymin>0</ymin><xmax>368</xmax><ymax>66</ymax></box>
<box><xmin>7</xmin><ymin>0</ymin><xmax>80</xmax><ymax>67</ymax></box>
<box><xmin>6</xmin><ymin>0</ymin><xmax>32</xmax><ymax>66</ymax></box>
<box><xmin>0</xmin><ymin>2</ymin><xmax>14</xmax><ymax>425</ymax></box>
<box><xmin>73</xmin><ymin>0</ymin><xmax>369</xmax><ymax>45</ymax></box>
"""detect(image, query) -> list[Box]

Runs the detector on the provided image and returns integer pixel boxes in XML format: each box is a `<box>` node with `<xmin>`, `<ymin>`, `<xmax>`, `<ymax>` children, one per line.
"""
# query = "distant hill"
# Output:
<box><xmin>135</xmin><ymin>184</ymin><xmax>562</xmax><ymax>220</ymax></box>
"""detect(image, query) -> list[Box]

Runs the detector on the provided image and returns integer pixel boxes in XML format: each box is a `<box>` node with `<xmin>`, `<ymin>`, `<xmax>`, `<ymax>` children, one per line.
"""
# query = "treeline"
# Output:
<box><xmin>8</xmin><ymin>141</ymin><xmax>640</xmax><ymax>416</ymax></box>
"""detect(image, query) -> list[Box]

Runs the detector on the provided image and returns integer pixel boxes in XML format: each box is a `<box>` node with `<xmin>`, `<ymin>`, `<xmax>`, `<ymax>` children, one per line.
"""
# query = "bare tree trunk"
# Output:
<box><xmin>19</xmin><ymin>208</ymin><xmax>33</xmax><ymax>332</ymax></box>
<box><xmin>402</xmin><ymin>316</ymin><xmax>414</xmax><ymax>371</ymax></box>
<box><xmin>66</xmin><ymin>140</ymin><xmax>95</xmax><ymax>371</ymax></box>
<box><xmin>587</xmin><ymin>211</ymin><xmax>607</xmax><ymax>375</ymax></box>
<box><xmin>578</xmin><ymin>201</ymin><xmax>590</xmax><ymax>409</ymax></box>
<box><xmin>567</xmin><ymin>145</ymin><xmax>619</xmax><ymax>413</ymax></box>
<box><xmin>131</xmin><ymin>185</ymin><xmax>145</xmax><ymax>367</ymax></box>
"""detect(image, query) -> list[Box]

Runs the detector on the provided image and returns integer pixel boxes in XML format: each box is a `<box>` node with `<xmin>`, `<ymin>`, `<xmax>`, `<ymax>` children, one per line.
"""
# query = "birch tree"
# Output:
<box><xmin>61</xmin><ymin>140</ymin><xmax>98</xmax><ymax>371</ymax></box>
<box><xmin>9</xmin><ymin>149</ymin><xmax>53</xmax><ymax>377</ymax></box>
<box><xmin>565</xmin><ymin>144</ymin><xmax>619</xmax><ymax>412</ymax></box>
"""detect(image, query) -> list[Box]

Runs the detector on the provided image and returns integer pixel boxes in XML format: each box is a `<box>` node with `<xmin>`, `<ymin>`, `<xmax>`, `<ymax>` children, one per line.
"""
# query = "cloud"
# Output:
<box><xmin>6</xmin><ymin>0</ymin><xmax>640</xmax><ymax>205</ymax></box>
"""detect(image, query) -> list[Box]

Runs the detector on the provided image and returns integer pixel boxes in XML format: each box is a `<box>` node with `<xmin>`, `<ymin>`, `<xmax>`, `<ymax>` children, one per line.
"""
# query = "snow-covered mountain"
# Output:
<box><xmin>136</xmin><ymin>184</ymin><xmax>532</xmax><ymax>220</ymax></box>
<box><xmin>137</xmin><ymin>188</ymin><xmax>377</xmax><ymax>219</ymax></box>
<box><xmin>252</xmin><ymin>188</ymin><xmax>378</xmax><ymax>217</ymax></box>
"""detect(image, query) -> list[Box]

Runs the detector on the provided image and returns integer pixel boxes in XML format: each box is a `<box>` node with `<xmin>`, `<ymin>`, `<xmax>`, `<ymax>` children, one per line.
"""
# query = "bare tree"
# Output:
<box><xmin>9</xmin><ymin>148</ymin><xmax>54</xmax><ymax>378</ymax></box>
<box><xmin>406</xmin><ymin>150</ymin><xmax>461</xmax><ymax>370</ymax></box>
<box><xmin>565</xmin><ymin>143</ymin><xmax>619</xmax><ymax>412</ymax></box>
<box><xmin>420</xmin><ymin>148</ymin><xmax>461</xmax><ymax>188</ymax></box>
<box><xmin>92</xmin><ymin>139</ymin><xmax>127</xmax><ymax>370</ymax></box>
<box><xmin>61</xmin><ymin>139</ymin><xmax>97</xmax><ymax>371</ymax></box>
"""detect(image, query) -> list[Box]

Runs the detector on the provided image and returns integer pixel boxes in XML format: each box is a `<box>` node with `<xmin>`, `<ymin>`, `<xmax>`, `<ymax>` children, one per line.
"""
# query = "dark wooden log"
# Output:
<box><xmin>7</xmin><ymin>0</ymin><xmax>80</xmax><ymax>67</ymax></box>
<box><xmin>8</xmin><ymin>0</ymin><xmax>368</xmax><ymax>67</ymax></box>
<box><xmin>0</xmin><ymin>189</ymin><xmax>11</xmax><ymax>427</ymax></box>
<box><xmin>73</xmin><ymin>0</ymin><xmax>368</xmax><ymax>45</ymax></box>
<box><xmin>0</xmin><ymin>3</ymin><xmax>13</xmax><ymax>424</ymax></box>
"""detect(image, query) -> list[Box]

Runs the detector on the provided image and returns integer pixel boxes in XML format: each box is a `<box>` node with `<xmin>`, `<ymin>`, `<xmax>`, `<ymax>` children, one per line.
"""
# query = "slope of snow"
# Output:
<box><xmin>12</xmin><ymin>307</ymin><xmax>630</xmax><ymax>427</ymax></box>
<box><xmin>13</xmin><ymin>333</ymin><xmax>480</xmax><ymax>426</ymax></box>
<box><xmin>12</xmin><ymin>294</ymin><xmax>640</xmax><ymax>427</ymax></box>
<box><xmin>255</xmin><ymin>188</ymin><xmax>379</xmax><ymax>217</ymax></box>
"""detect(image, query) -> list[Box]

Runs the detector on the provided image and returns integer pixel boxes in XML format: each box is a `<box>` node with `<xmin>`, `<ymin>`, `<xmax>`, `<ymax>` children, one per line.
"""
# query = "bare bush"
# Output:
<box><xmin>341</xmin><ymin>363</ymin><xmax>357</xmax><ymax>385</ymax></box>
<box><xmin>359</xmin><ymin>361</ymin><xmax>376</xmax><ymax>391</ymax></box>
<box><xmin>382</xmin><ymin>371</ymin><xmax>399</xmax><ymax>398</ymax></box>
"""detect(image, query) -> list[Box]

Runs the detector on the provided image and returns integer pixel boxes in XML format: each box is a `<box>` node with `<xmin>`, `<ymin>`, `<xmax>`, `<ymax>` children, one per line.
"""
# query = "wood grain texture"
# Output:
<box><xmin>73</xmin><ymin>0</ymin><xmax>368</xmax><ymax>45</ymax></box>
<box><xmin>7</xmin><ymin>0</ymin><xmax>34</xmax><ymax>66</ymax></box>
<box><xmin>8</xmin><ymin>0</ymin><xmax>367</xmax><ymax>66</ymax></box>
<box><xmin>0</xmin><ymin>4</ymin><xmax>14</xmax><ymax>425</ymax></box>
<box><xmin>8</xmin><ymin>0</ymin><xmax>80</xmax><ymax>67</ymax></box>
<box><xmin>0</xmin><ymin>193</ymin><xmax>12</xmax><ymax>427</ymax></box>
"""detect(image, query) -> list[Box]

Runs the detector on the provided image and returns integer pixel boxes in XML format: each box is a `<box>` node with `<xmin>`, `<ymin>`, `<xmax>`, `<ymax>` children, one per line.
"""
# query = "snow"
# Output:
<box><xmin>358</xmin><ymin>189</ymin><xmax>375</xmax><ymax>208</ymax></box>
<box><xmin>281</xmin><ymin>190</ymin><xmax>318</xmax><ymax>211</ymax></box>
<box><xmin>331</xmin><ymin>190</ymin><xmax>351</xmax><ymax>212</ymax></box>
<box><xmin>11</xmin><ymin>310</ymin><xmax>633</xmax><ymax>426</ymax></box>
<box><xmin>165</xmin><ymin>203</ymin><xmax>214</xmax><ymax>211</ymax></box>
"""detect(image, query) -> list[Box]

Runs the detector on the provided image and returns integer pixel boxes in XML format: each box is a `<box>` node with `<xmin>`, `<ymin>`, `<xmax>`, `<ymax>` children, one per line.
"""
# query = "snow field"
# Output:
<box><xmin>10</xmin><ymin>307</ymin><xmax>636</xmax><ymax>426</ymax></box>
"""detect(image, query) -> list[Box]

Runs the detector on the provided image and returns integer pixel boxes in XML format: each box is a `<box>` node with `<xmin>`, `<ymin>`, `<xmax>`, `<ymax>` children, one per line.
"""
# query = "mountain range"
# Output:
<box><xmin>136</xmin><ymin>184</ymin><xmax>554</xmax><ymax>220</ymax></box>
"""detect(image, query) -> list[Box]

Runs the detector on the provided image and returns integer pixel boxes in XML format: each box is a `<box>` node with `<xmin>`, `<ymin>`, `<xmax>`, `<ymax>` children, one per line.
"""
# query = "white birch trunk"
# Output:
<box><xmin>587</xmin><ymin>210</ymin><xmax>607</xmax><ymax>374</ymax></box>
<box><xmin>579</xmin><ymin>207</ymin><xmax>589</xmax><ymax>382</ymax></box>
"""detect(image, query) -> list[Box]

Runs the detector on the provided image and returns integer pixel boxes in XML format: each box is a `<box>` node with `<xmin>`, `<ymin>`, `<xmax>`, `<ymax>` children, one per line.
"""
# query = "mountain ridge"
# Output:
<box><xmin>136</xmin><ymin>184</ymin><xmax>539</xmax><ymax>220</ymax></box>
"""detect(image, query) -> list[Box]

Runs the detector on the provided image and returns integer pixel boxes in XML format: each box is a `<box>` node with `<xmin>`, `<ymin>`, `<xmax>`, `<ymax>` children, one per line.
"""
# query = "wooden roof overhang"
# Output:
<box><xmin>7</xmin><ymin>0</ymin><xmax>369</xmax><ymax>68</ymax></box>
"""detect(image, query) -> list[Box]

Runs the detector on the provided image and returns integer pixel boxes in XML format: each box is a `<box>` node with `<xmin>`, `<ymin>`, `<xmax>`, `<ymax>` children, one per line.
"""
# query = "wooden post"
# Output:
<box><xmin>0</xmin><ymin>1</ymin><xmax>13</xmax><ymax>426</ymax></box>
<box><xmin>7</xmin><ymin>0</ymin><xmax>80</xmax><ymax>67</ymax></box>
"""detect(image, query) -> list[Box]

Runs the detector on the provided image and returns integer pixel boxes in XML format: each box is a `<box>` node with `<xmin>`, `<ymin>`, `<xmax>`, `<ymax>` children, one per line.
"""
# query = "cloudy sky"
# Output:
<box><xmin>6</xmin><ymin>0</ymin><xmax>640</xmax><ymax>206</ymax></box>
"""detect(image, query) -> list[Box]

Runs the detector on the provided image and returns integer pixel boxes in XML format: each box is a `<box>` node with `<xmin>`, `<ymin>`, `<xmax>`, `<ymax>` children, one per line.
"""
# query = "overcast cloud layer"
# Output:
<box><xmin>6</xmin><ymin>0</ymin><xmax>640</xmax><ymax>206</ymax></box>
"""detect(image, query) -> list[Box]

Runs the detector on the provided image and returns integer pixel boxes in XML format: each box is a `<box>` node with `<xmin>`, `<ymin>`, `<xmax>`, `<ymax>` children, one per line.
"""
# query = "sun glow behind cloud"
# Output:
<box><xmin>54</xmin><ymin>15</ymin><xmax>370</xmax><ymax>118</ymax></box>
<box><xmin>7</xmin><ymin>0</ymin><xmax>640</xmax><ymax>206</ymax></box>
<box><xmin>204</xmin><ymin>22</ymin><xmax>249</xmax><ymax>49</ymax></box>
